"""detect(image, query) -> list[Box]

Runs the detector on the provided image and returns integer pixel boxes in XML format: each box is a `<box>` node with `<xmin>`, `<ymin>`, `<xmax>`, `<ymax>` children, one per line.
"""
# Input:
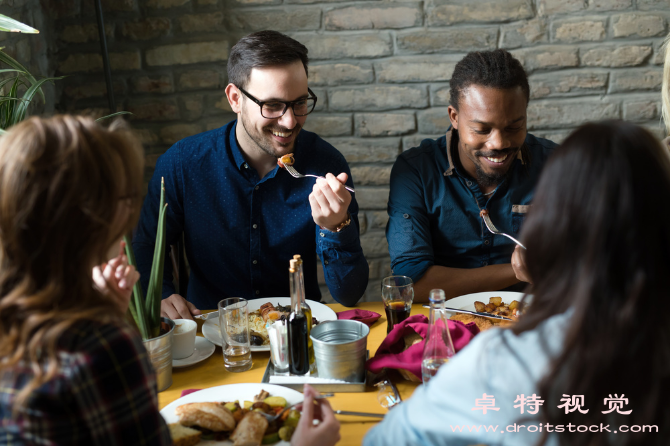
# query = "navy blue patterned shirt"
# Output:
<box><xmin>387</xmin><ymin>128</ymin><xmax>556</xmax><ymax>283</ymax></box>
<box><xmin>133</xmin><ymin>120</ymin><xmax>368</xmax><ymax>309</ymax></box>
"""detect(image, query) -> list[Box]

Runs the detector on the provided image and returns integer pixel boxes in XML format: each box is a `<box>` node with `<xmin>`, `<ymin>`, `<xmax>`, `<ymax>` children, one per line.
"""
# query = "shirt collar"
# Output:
<box><xmin>443</xmin><ymin>128</ymin><xmax>526</xmax><ymax>177</ymax></box>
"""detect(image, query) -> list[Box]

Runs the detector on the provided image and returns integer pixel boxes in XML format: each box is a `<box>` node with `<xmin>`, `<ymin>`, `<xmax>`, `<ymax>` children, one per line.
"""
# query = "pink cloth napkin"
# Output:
<box><xmin>366</xmin><ymin>314</ymin><xmax>479</xmax><ymax>381</ymax></box>
<box><xmin>181</xmin><ymin>389</ymin><xmax>202</xmax><ymax>397</ymax></box>
<box><xmin>337</xmin><ymin>309</ymin><xmax>381</xmax><ymax>327</ymax></box>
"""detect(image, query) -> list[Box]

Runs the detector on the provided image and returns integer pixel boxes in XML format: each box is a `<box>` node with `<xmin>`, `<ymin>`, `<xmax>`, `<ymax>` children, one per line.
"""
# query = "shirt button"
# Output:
<box><xmin>320</xmin><ymin>232</ymin><xmax>325</xmax><ymax>237</ymax></box>
<box><xmin>255</xmin><ymin>290</ymin><xmax>260</xmax><ymax>295</ymax></box>
<box><xmin>324</xmin><ymin>260</ymin><xmax>329</xmax><ymax>265</ymax></box>
<box><xmin>252</xmin><ymin>224</ymin><xmax>258</xmax><ymax>229</ymax></box>
<box><xmin>466</xmin><ymin>181</ymin><xmax>472</xmax><ymax>186</ymax></box>
<box><xmin>403</xmin><ymin>213</ymin><xmax>409</xmax><ymax>219</ymax></box>
<box><xmin>244</xmin><ymin>164</ymin><xmax>249</xmax><ymax>169</ymax></box>
<box><xmin>255</xmin><ymin>186</ymin><xmax>259</xmax><ymax>190</ymax></box>
<box><xmin>484</xmin><ymin>240</ymin><xmax>490</xmax><ymax>245</ymax></box>
<box><xmin>482</xmin><ymin>261</ymin><xmax>488</xmax><ymax>266</ymax></box>
<box><xmin>253</xmin><ymin>260</ymin><xmax>258</xmax><ymax>265</ymax></box>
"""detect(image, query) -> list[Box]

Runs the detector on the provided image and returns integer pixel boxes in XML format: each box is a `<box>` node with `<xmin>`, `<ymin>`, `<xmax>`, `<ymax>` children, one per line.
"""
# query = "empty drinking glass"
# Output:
<box><xmin>218</xmin><ymin>297</ymin><xmax>252</xmax><ymax>372</ymax></box>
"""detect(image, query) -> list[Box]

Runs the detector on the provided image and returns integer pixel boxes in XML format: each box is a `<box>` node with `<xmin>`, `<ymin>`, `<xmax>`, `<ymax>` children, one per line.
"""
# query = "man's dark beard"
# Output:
<box><xmin>474</xmin><ymin>163</ymin><xmax>509</xmax><ymax>188</ymax></box>
<box><xmin>473</xmin><ymin>148</ymin><xmax>518</xmax><ymax>188</ymax></box>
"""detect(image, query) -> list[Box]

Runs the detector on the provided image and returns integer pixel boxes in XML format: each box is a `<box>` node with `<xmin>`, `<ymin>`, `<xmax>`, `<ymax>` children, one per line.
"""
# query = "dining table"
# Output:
<box><xmin>158</xmin><ymin>301</ymin><xmax>429</xmax><ymax>445</ymax></box>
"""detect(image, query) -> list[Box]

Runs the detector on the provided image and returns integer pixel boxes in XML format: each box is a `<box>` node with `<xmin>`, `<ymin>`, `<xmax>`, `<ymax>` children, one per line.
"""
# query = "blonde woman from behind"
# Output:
<box><xmin>0</xmin><ymin>115</ymin><xmax>172</xmax><ymax>445</ymax></box>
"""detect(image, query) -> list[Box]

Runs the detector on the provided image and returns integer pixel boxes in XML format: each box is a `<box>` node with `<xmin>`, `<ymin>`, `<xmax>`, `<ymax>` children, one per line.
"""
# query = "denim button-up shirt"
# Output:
<box><xmin>133</xmin><ymin>120</ymin><xmax>368</xmax><ymax>309</ymax></box>
<box><xmin>387</xmin><ymin>129</ymin><xmax>556</xmax><ymax>282</ymax></box>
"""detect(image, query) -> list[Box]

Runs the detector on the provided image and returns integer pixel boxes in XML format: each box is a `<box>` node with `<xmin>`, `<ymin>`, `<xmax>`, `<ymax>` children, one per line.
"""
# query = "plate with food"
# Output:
<box><xmin>445</xmin><ymin>291</ymin><xmax>532</xmax><ymax>332</ymax></box>
<box><xmin>162</xmin><ymin>383</ymin><xmax>303</xmax><ymax>446</ymax></box>
<box><xmin>202</xmin><ymin>298</ymin><xmax>337</xmax><ymax>352</ymax></box>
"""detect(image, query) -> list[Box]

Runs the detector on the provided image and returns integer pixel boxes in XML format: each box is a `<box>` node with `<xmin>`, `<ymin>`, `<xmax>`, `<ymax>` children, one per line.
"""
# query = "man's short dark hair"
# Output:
<box><xmin>227</xmin><ymin>31</ymin><xmax>309</xmax><ymax>89</ymax></box>
<box><xmin>449</xmin><ymin>49</ymin><xmax>530</xmax><ymax>110</ymax></box>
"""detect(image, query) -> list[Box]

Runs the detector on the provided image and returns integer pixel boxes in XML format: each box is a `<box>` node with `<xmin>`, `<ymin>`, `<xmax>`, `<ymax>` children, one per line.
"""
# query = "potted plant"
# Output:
<box><xmin>124</xmin><ymin>177</ymin><xmax>173</xmax><ymax>391</ymax></box>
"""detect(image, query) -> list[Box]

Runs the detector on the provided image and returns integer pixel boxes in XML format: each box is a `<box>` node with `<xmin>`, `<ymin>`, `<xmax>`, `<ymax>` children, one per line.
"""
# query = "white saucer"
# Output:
<box><xmin>173</xmin><ymin>336</ymin><xmax>216</xmax><ymax>368</ymax></box>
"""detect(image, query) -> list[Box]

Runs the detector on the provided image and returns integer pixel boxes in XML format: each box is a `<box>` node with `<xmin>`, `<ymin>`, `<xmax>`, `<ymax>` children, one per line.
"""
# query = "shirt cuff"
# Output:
<box><xmin>316</xmin><ymin>222</ymin><xmax>358</xmax><ymax>248</ymax></box>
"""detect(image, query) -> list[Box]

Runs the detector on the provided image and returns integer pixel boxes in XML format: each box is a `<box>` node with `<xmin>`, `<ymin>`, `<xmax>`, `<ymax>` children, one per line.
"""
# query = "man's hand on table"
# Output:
<box><xmin>161</xmin><ymin>294</ymin><xmax>201</xmax><ymax>320</ymax></box>
<box><xmin>292</xmin><ymin>384</ymin><xmax>340</xmax><ymax>446</ymax></box>
<box><xmin>309</xmin><ymin>172</ymin><xmax>351</xmax><ymax>232</ymax></box>
<box><xmin>511</xmin><ymin>245</ymin><xmax>532</xmax><ymax>284</ymax></box>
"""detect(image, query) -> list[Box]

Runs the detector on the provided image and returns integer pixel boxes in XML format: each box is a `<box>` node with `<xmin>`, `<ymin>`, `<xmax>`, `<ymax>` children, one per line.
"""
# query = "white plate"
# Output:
<box><xmin>160</xmin><ymin>383</ymin><xmax>302</xmax><ymax>446</ymax></box>
<box><xmin>446</xmin><ymin>291</ymin><xmax>531</xmax><ymax>311</ymax></box>
<box><xmin>202</xmin><ymin>298</ymin><xmax>337</xmax><ymax>352</ymax></box>
<box><xmin>173</xmin><ymin>337</ymin><xmax>216</xmax><ymax>369</ymax></box>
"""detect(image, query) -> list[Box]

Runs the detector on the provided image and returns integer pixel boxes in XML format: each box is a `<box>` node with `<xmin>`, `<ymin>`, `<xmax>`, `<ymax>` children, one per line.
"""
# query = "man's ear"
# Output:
<box><xmin>225</xmin><ymin>83</ymin><xmax>242</xmax><ymax>114</ymax></box>
<box><xmin>447</xmin><ymin>105</ymin><xmax>459</xmax><ymax>130</ymax></box>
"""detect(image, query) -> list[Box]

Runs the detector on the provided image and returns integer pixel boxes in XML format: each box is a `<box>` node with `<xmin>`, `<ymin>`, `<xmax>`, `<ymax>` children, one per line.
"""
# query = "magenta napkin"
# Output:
<box><xmin>337</xmin><ymin>309</ymin><xmax>381</xmax><ymax>327</ymax></box>
<box><xmin>180</xmin><ymin>389</ymin><xmax>202</xmax><ymax>397</ymax></box>
<box><xmin>365</xmin><ymin>314</ymin><xmax>479</xmax><ymax>381</ymax></box>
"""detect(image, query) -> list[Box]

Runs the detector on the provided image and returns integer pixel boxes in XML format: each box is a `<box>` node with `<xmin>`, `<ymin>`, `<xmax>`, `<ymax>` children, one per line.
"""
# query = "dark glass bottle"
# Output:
<box><xmin>288</xmin><ymin>259</ymin><xmax>309</xmax><ymax>375</ymax></box>
<box><xmin>293</xmin><ymin>255</ymin><xmax>316</xmax><ymax>372</ymax></box>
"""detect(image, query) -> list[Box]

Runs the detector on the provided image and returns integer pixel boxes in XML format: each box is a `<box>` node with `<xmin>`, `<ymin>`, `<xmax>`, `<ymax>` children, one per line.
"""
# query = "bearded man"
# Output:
<box><xmin>386</xmin><ymin>49</ymin><xmax>556</xmax><ymax>302</ymax></box>
<box><xmin>134</xmin><ymin>31</ymin><xmax>368</xmax><ymax>318</ymax></box>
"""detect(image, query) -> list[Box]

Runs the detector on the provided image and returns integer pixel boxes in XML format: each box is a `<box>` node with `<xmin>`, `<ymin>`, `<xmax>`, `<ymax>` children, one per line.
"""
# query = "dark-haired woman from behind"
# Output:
<box><xmin>0</xmin><ymin>116</ymin><xmax>172</xmax><ymax>445</ymax></box>
<box><xmin>364</xmin><ymin>121</ymin><xmax>670</xmax><ymax>446</ymax></box>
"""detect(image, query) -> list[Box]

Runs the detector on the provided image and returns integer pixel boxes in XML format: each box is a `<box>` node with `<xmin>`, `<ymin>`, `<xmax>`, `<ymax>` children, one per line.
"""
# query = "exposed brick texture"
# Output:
<box><xmin>50</xmin><ymin>0</ymin><xmax>670</xmax><ymax>302</ymax></box>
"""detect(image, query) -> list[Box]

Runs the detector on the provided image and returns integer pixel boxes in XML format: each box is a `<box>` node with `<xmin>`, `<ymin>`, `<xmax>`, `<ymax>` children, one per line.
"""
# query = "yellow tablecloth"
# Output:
<box><xmin>158</xmin><ymin>301</ymin><xmax>429</xmax><ymax>445</ymax></box>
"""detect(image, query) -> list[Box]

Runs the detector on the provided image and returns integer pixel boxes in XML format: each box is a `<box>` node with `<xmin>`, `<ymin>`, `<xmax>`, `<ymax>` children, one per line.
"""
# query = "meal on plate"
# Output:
<box><xmin>449</xmin><ymin>296</ymin><xmax>521</xmax><ymax>332</ymax></box>
<box><xmin>171</xmin><ymin>389</ymin><xmax>300</xmax><ymax>446</ymax></box>
<box><xmin>248</xmin><ymin>302</ymin><xmax>319</xmax><ymax>346</ymax></box>
<box><xmin>277</xmin><ymin>153</ymin><xmax>295</xmax><ymax>169</ymax></box>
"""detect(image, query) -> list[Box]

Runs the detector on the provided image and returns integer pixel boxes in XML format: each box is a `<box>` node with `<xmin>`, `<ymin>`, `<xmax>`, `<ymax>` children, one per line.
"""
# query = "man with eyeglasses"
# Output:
<box><xmin>133</xmin><ymin>31</ymin><xmax>369</xmax><ymax>318</ymax></box>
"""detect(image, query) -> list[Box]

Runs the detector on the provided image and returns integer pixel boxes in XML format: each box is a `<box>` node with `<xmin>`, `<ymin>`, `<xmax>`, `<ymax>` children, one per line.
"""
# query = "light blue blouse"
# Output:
<box><xmin>364</xmin><ymin>313</ymin><xmax>569</xmax><ymax>446</ymax></box>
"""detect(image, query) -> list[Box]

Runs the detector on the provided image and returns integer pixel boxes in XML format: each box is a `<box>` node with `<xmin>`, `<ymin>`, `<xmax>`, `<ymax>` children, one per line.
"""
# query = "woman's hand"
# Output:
<box><xmin>291</xmin><ymin>384</ymin><xmax>340</xmax><ymax>446</ymax></box>
<box><xmin>511</xmin><ymin>245</ymin><xmax>532</xmax><ymax>284</ymax></box>
<box><xmin>93</xmin><ymin>241</ymin><xmax>140</xmax><ymax>313</ymax></box>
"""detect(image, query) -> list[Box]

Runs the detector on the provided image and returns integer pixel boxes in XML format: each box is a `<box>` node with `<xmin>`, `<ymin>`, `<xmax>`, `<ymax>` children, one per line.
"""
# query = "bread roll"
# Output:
<box><xmin>175</xmin><ymin>402</ymin><xmax>236</xmax><ymax>432</ymax></box>
<box><xmin>168</xmin><ymin>423</ymin><xmax>202</xmax><ymax>446</ymax></box>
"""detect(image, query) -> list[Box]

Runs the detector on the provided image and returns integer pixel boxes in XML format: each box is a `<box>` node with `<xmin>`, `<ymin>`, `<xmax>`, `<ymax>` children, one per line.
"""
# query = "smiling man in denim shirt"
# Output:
<box><xmin>386</xmin><ymin>49</ymin><xmax>557</xmax><ymax>302</ymax></box>
<box><xmin>134</xmin><ymin>31</ymin><xmax>368</xmax><ymax>317</ymax></box>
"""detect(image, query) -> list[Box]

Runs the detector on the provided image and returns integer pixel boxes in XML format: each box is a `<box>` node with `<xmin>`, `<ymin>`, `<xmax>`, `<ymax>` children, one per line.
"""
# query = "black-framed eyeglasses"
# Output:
<box><xmin>237</xmin><ymin>86</ymin><xmax>317</xmax><ymax>119</ymax></box>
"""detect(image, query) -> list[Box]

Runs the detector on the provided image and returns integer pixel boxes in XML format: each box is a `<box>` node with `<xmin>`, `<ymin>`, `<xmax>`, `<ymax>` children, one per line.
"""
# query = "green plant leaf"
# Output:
<box><xmin>11</xmin><ymin>76</ymin><xmax>62</xmax><ymax>126</ymax></box>
<box><xmin>0</xmin><ymin>14</ymin><xmax>38</xmax><ymax>34</ymax></box>
<box><xmin>0</xmin><ymin>51</ymin><xmax>44</xmax><ymax>102</ymax></box>
<box><xmin>124</xmin><ymin>235</ymin><xmax>151</xmax><ymax>340</ymax></box>
<box><xmin>96</xmin><ymin>111</ymin><xmax>133</xmax><ymax>122</ymax></box>
<box><xmin>145</xmin><ymin>177</ymin><xmax>168</xmax><ymax>338</ymax></box>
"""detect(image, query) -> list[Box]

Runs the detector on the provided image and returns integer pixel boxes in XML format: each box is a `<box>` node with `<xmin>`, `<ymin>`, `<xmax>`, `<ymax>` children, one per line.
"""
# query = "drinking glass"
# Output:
<box><xmin>218</xmin><ymin>297</ymin><xmax>252</xmax><ymax>372</ymax></box>
<box><xmin>381</xmin><ymin>275</ymin><xmax>414</xmax><ymax>333</ymax></box>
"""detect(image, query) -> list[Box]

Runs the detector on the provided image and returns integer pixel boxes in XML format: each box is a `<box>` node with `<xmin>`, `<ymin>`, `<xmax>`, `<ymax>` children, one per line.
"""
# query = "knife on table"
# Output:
<box><xmin>421</xmin><ymin>305</ymin><xmax>513</xmax><ymax>321</ymax></box>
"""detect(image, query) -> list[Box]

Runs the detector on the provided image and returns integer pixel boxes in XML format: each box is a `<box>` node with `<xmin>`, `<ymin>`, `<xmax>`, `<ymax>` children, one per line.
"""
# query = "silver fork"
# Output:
<box><xmin>481</xmin><ymin>212</ymin><xmax>527</xmax><ymax>250</ymax></box>
<box><xmin>258</xmin><ymin>394</ymin><xmax>334</xmax><ymax>423</ymax></box>
<box><xmin>284</xmin><ymin>165</ymin><xmax>356</xmax><ymax>193</ymax></box>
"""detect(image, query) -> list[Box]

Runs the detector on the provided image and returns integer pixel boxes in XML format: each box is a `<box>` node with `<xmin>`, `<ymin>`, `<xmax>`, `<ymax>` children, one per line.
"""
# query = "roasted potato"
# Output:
<box><xmin>474</xmin><ymin>301</ymin><xmax>487</xmax><ymax>312</ymax></box>
<box><xmin>489</xmin><ymin>296</ymin><xmax>502</xmax><ymax>307</ymax></box>
<box><xmin>509</xmin><ymin>300</ymin><xmax>519</xmax><ymax>311</ymax></box>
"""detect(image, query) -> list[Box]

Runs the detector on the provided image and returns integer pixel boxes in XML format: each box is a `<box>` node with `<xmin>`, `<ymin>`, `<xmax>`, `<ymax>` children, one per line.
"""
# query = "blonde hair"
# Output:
<box><xmin>0</xmin><ymin>115</ymin><xmax>144</xmax><ymax>410</ymax></box>
<box><xmin>662</xmin><ymin>33</ymin><xmax>670</xmax><ymax>136</ymax></box>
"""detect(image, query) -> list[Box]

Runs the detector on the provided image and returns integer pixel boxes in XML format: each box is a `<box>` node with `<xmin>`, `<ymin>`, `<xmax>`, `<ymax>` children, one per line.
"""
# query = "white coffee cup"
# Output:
<box><xmin>172</xmin><ymin>319</ymin><xmax>197</xmax><ymax>359</ymax></box>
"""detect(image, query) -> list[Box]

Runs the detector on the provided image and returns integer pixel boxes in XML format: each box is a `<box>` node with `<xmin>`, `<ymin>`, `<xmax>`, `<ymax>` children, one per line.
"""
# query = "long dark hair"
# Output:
<box><xmin>513</xmin><ymin>121</ymin><xmax>670</xmax><ymax>445</ymax></box>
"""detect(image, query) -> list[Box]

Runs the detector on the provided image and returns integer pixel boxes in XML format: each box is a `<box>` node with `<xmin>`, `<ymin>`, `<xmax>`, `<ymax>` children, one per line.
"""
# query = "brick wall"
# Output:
<box><xmin>53</xmin><ymin>0</ymin><xmax>670</xmax><ymax>303</ymax></box>
<box><xmin>0</xmin><ymin>0</ymin><xmax>55</xmax><ymax>116</ymax></box>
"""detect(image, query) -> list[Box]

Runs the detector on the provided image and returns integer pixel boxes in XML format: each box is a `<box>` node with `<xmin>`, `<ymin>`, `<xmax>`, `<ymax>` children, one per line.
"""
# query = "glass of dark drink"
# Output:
<box><xmin>381</xmin><ymin>276</ymin><xmax>414</xmax><ymax>333</ymax></box>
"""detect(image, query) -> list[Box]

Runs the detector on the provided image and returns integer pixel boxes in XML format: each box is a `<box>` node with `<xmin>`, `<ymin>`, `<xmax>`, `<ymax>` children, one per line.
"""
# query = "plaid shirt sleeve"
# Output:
<box><xmin>0</xmin><ymin>320</ymin><xmax>173</xmax><ymax>446</ymax></box>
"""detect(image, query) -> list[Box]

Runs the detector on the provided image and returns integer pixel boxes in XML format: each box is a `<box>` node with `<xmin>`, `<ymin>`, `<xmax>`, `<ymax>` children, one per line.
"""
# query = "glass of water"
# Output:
<box><xmin>218</xmin><ymin>297</ymin><xmax>252</xmax><ymax>372</ymax></box>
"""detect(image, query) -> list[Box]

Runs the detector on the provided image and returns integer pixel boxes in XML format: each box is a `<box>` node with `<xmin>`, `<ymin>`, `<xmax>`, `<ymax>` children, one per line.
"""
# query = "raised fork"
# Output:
<box><xmin>284</xmin><ymin>164</ymin><xmax>356</xmax><ymax>193</ymax></box>
<box><xmin>481</xmin><ymin>212</ymin><xmax>527</xmax><ymax>250</ymax></box>
<box><xmin>258</xmin><ymin>394</ymin><xmax>334</xmax><ymax>423</ymax></box>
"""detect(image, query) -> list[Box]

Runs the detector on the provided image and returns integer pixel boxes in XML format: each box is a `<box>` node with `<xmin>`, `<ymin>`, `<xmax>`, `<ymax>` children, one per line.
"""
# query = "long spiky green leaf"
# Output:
<box><xmin>145</xmin><ymin>177</ymin><xmax>168</xmax><ymax>338</ymax></box>
<box><xmin>124</xmin><ymin>235</ymin><xmax>151</xmax><ymax>339</ymax></box>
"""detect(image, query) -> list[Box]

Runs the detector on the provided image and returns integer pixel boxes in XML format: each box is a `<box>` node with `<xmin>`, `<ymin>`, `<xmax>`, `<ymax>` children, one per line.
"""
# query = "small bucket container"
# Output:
<box><xmin>143</xmin><ymin>317</ymin><xmax>174</xmax><ymax>392</ymax></box>
<box><xmin>311</xmin><ymin>320</ymin><xmax>369</xmax><ymax>382</ymax></box>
